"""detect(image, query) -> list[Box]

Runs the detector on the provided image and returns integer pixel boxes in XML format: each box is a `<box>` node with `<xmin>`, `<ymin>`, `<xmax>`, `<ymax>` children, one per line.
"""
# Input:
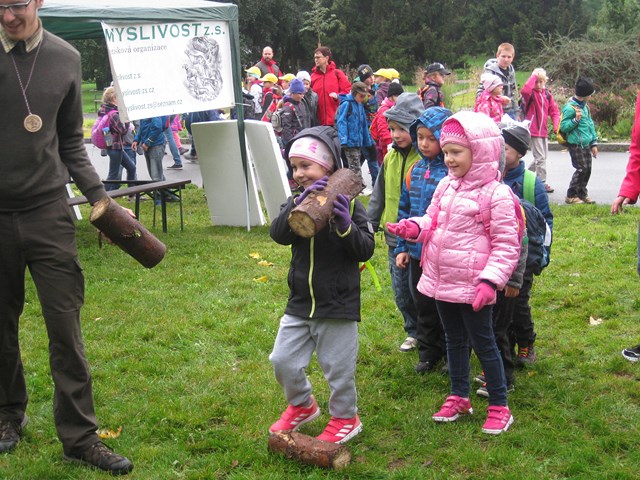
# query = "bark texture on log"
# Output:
<box><xmin>268</xmin><ymin>431</ymin><xmax>351</xmax><ymax>470</ymax></box>
<box><xmin>90</xmin><ymin>197</ymin><xmax>166</xmax><ymax>268</ymax></box>
<box><xmin>288</xmin><ymin>169</ymin><xmax>362</xmax><ymax>238</ymax></box>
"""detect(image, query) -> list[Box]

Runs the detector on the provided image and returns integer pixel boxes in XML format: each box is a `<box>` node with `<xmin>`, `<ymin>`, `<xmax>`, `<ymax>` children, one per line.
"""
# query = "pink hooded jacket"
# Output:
<box><xmin>617</xmin><ymin>93</ymin><xmax>640</xmax><ymax>201</ymax></box>
<box><xmin>411</xmin><ymin>111</ymin><xmax>521</xmax><ymax>305</ymax></box>
<box><xmin>520</xmin><ymin>74</ymin><xmax>560</xmax><ymax>138</ymax></box>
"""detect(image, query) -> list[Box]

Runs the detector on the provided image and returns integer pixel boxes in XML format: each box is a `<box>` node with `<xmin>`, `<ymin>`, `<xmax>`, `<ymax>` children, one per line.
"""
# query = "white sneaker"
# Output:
<box><xmin>399</xmin><ymin>337</ymin><xmax>417</xmax><ymax>352</ymax></box>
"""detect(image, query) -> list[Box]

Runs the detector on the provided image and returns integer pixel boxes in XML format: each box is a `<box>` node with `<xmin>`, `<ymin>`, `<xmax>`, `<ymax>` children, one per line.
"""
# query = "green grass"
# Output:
<box><xmin>4</xmin><ymin>188</ymin><xmax>639</xmax><ymax>479</ymax></box>
<box><xmin>83</xmin><ymin>82</ymin><xmax>99</xmax><ymax>114</ymax></box>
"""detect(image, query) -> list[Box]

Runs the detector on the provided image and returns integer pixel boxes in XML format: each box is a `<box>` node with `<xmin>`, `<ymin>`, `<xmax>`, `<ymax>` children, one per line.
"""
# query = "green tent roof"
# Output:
<box><xmin>40</xmin><ymin>0</ymin><xmax>238</xmax><ymax>40</ymax></box>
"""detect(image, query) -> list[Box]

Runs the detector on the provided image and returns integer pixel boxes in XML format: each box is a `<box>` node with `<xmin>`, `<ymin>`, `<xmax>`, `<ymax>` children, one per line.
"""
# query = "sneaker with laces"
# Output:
<box><xmin>269</xmin><ymin>396</ymin><xmax>321</xmax><ymax>433</ymax></box>
<box><xmin>0</xmin><ymin>415</ymin><xmax>28</xmax><ymax>453</ymax></box>
<box><xmin>432</xmin><ymin>395</ymin><xmax>473</xmax><ymax>422</ymax></box>
<box><xmin>473</xmin><ymin>371</ymin><xmax>486</xmax><ymax>384</ymax></box>
<box><xmin>476</xmin><ymin>383</ymin><xmax>515</xmax><ymax>398</ymax></box>
<box><xmin>481</xmin><ymin>406</ymin><xmax>514</xmax><ymax>434</ymax></box>
<box><xmin>516</xmin><ymin>344</ymin><xmax>537</xmax><ymax>367</ymax></box>
<box><xmin>565</xmin><ymin>197</ymin><xmax>584</xmax><ymax>204</ymax></box>
<box><xmin>399</xmin><ymin>337</ymin><xmax>417</xmax><ymax>352</ymax></box>
<box><xmin>317</xmin><ymin>415</ymin><xmax>362</xmax><ymax>444</ymax></box>
<box><xmin>63</xmin><ymin>441</ymin><xmax>133</xmax><ymax>475</ymax></box>
<box><xmin>622</xmin><ymin>344</ymin><xmax>640</xmax><ymax>362</ymax></box>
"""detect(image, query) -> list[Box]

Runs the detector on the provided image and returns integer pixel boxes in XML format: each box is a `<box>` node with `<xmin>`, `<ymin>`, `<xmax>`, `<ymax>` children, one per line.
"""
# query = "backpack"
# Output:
<box><xmin>261</xmin><ymin>96</ymin><xmax>280</xmax><ymax>123</ymax></box>
<box><xmin>271</xmin><ymin>101</ymin><xmax>301</xmax><ymax>134</ymax></box>
<box><xmin>518</xmin><ymin>90</ymin><xmax>550</xmax><ymax>118</ymax></box>
<box><xmin>334</xmin><ymin>99</ymin><xmax>353</xmax><ymax>126</ymax></box>
<box><xmin>521</xmin><ymin>169</ymin><xmax>552</xmax><ymax>275</ymax></box>
<box><xmin>91</xmin><ymin>110</ymin><xmax>117</xmax><ymax>149</ymax></box>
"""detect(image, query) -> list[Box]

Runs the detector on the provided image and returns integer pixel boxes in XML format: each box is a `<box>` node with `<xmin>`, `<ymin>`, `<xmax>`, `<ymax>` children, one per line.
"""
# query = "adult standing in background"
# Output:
<box><xmin>0</xmin><ymin>0</ymin><xmax>132</xmax><ymax>474</ymax></box>
<box><xmin>254</xmin><ymin>45</ymin><xmax>281</xmax><ymax>79</ymax></box>
<box><xmin>311</xmin><ymin>46</ymin><xmax>351</xmax><ymax>127</ymax></box>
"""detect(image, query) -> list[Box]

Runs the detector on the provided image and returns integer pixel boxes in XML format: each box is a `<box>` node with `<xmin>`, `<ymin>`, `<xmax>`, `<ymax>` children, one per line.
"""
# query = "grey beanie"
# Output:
<box><xmin>383</xmin><ymin>92</ymin><xmax>424</xmax><ymax>131</ymax></box>
<box><xmin>502</xmin><ymin>124</ymin><xmax>531</xmax><ymax>156</ymax></box>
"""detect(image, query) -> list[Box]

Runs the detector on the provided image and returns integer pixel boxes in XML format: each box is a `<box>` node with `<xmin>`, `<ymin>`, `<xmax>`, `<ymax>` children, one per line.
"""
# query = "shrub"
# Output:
<box><xmin>588</xmin><ymin>91</ymin><xmax>625</xmax><ymax>126</ymax></box>
<box><xmin>612</xmin><ymin>116</ymin><xmax>634</xmax><ymax>139</ymax></box>
<box><xmin>522</xmin><ymin>33</ymin><xmax>640</xmax><ymax>91</ymax></box>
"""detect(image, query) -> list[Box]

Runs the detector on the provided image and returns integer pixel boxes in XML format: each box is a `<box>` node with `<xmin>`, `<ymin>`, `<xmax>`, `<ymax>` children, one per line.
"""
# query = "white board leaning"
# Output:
<box><xmin>101</xmin><ymin>20</ymin><xmax>234</xmax><ymax>121</ymax></box>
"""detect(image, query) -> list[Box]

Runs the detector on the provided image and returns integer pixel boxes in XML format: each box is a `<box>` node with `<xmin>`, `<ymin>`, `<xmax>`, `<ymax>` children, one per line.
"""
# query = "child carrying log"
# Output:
<box><xmin>269</xmin><ymin>126</ymin><xmax>375</xmax><ymax>444</ymax></box>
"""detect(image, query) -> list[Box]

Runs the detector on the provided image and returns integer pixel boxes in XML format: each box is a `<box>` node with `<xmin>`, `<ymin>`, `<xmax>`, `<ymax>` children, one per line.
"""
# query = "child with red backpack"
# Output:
<box><xmin>387</xmin><ymin>111</ymin><xmax>522</xmax><ymax>435</ymax></box>
<box><xmin>370</xmin><ymin>82</ymin><xmax>404</xmax><ymax>165</ymax></box>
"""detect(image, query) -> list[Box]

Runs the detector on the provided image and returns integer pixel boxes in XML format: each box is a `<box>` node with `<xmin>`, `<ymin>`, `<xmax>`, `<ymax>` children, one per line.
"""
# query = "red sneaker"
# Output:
<box><xmin>269</xmin><ymin>396</ymin><xmax>321</xmax><ymax>433</ymax></box>
<box><xmin>317</xmin><ymin>415</ymin><xmax>362</xmax><ymax>444</ymax></box>
<box><xmin>481</xmin><ymin>405</ymin><xmax>514</xmax><ymax>435</ymax></box>
<box><xmin>432</xmin><ymin>395</ymin><xmax>474</xmax><ymax>422</ymax></box>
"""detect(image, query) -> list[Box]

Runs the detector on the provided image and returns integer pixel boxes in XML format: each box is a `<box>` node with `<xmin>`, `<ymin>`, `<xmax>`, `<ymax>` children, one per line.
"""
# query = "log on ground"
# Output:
<box><xmin>267</xmin><ymin>431</ymin><xmax>351</xmax><ymax>470</ymax></box>
<box><xmin>90</xmin><ymin>197</ymin><xmax>166</xmax><ymax>268</ymax></box>
<box><xmin>288</xmin><ymin>168</ymin><xmax>362</xmax><ymax>238</ymax></box>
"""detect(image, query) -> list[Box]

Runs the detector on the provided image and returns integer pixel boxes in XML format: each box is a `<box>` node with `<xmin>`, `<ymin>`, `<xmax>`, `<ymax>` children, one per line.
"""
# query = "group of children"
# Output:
<box><xmin>265</xmin><ymin>42</ymin><xmax>605</xmax><ymax>443</ymax></box>
<box><xmin>472</xmin><ymin>43</ymin><xmax>598</xmax><ymax>203</ymax></box>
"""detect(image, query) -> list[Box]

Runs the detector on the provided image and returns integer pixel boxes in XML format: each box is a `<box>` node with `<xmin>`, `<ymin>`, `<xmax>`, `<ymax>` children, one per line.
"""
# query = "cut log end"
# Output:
<box><xmin>89</xmin><ymin>196</ymin><xmax>111</xmax><ymax>223</ymax></box>
<box><xmin>89</xmin><ymin>196</ymin><xmax>166</xmax><ymax>268</ymax></box>
<box><xmin>267</xmin><ymin>431</ymin><xmax>351</xmax><ymax>470</ymax></box>
<box><xmin>287</xmin><ymin>210</ymin><xmax>317</xmax><ymax>238</ymax></box>
<box><xmin>288</xmin><ymin>169</ymin><xmax>363</xmax><ymax>238</ymax></box>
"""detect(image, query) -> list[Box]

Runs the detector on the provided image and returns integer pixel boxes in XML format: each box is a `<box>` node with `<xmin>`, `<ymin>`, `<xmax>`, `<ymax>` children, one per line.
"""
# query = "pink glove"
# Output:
<box><xmin>472</xmin><ymin>282</ymin><xmax>497</xmax><ymax>312</ymax></box>
<box><xmin>386</xmin><ymin>219</ymin><xmax>420</xmax><ymax>240</ymax></box>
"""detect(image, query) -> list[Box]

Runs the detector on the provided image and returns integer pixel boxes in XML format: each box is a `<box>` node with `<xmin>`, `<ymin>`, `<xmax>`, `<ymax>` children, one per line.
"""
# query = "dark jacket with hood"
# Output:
<box><xmin>270</xmin><ymin>127</ymin><xmax>375</xmax><ymax>321</ymax></box>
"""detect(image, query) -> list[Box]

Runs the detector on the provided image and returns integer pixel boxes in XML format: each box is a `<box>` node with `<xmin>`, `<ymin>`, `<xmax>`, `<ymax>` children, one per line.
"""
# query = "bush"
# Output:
<box><xmin>588</xmin><ymin>91</ymin><xmax>626</xmax><ymax>126</ymax></box>
<box><xmin>612</xmin><ymin>116</ymin><xmax>634</xmax><ymax>139</ymax></box>
<box><xmin>522</xmin><ymin>33</ymin><xmax>640</xmax><ymax>91</ymax></box>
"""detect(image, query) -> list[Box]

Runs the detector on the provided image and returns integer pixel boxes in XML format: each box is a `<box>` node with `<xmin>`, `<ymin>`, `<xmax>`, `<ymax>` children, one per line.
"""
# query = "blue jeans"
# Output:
<box><xmin>388</xmin><ymin>247</ymin><xmax>417</xmax><ymax>338</ymax></box>
<box><xmin>164</xmin><ymin>127</ymin><xmax>182</xmax><ymax>166</ymax></box>
<box><xmin>105</xmin><ymin>147</ymin><xmax>137</xmax><ymax>191</ymax></box>
<box><xmin>144</xmin><ymin>145</ymin><xmax>165</xmax><ymax>182</ymax></box>
<box><xmin>435</xmin><ymin>300</ymin><xmax>507</xmax><ymax>406</ymax></box>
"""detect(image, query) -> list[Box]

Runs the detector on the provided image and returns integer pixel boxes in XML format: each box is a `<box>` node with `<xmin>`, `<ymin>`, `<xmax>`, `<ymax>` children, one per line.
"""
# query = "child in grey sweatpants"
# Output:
<box><xmin>268</xmin><ymin>126</ymin><xmax>375</xmax><ymax>444</ymax></box>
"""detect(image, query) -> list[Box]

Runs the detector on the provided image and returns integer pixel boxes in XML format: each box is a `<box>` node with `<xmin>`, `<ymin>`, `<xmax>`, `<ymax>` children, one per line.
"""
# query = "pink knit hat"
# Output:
<box><xmin>440</xmin><ymin>118</ymin><xmax>471</xmax><ymax>149</ymax></box>
<box><xmin>481</xmin><ymin>72</ymin><xmax>503</xmax><ymax>92</ymax></box>
<box><xmin>288</xmin><ymin>136</ymin><xmax>335</xmax><ymax>172</ymax></box>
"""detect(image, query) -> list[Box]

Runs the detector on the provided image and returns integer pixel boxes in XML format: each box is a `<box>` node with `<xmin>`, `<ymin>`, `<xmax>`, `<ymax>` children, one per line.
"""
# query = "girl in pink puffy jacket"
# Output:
<box><xmin>387</xmin><ymin>111</ymin><xmax>521</xmax><ymax>435</ymax></box>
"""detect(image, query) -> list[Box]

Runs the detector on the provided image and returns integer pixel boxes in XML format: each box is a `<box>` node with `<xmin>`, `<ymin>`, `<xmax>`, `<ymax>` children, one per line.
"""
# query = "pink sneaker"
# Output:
<box><xmin>432</xmin><ymin>395</ymin><xmax>474</xmax><ymax>422</ymax></box>
<box><xmin>269</xmin><ymin>396</ymin><xmax>321</xmax><ymax>433</ymax></box>
<box><xmin>482</xmin><ymin>405</ymin><xmax>514</xmax><ymax>435</ymax></box>
<box><xmin>317</xmin><ymin>415</ymin><xmax>362</xmax><ymax>444</ymax></box>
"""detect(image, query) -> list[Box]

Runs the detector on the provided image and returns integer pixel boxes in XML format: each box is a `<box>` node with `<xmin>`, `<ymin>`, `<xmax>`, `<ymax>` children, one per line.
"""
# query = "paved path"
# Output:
<box><xmin>538</xmin><ymin>148</ymin><xmax>630</xmax><ymax>206</ymax></box>
<box><xmin>85</xmin><ymin>144</ymin><xmax>203</xmax><ymax>188</ymax></box>
<box><xmin>84</xmin><ymin>145</ymin><xmax>632</xmax><ymax>207</ymax></box>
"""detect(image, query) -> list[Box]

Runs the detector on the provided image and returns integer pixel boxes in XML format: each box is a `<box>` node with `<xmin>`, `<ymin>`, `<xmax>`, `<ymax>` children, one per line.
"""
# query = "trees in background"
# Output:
<box><xmin>232</xmin><ymin>0</ymin><xmax>596</xmax><ymax>80</ymax></box>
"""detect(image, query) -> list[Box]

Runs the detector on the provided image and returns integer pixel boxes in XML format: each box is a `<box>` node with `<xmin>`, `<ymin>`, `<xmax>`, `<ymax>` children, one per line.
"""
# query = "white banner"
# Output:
<box><xmin>101</xmin><ymin>21</ymin><xmax>234</xmax><ymax>121</ymax></box>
